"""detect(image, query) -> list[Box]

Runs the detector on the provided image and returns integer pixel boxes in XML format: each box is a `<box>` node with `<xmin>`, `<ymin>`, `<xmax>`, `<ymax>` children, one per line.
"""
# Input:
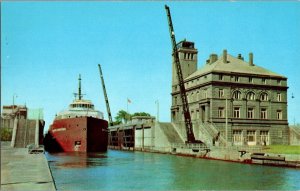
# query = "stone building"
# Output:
<box><xmin>1</xmin><ymin>105</ymin><xmax>28</xmax><ymax>129</ymax></box>
<box><xmin>171</xmin><ymin>40</ymin><xmax>289</xmax><ymax>145</ymax></box>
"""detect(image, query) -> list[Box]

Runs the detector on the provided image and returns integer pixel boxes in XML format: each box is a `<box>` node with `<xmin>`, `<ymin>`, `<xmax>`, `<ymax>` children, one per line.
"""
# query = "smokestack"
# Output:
<box><xmin>237</xmin><ymin>54</ymin><xmax>244</xmax><ymax>60</ymax></box>
<box><xmin>209</xmin><ymin>54</ymin><xmax>218</xmax><ymax>64</ymax></box>
<box><xmin>249</xmin><ymin>52</ymin><xmax>254</xmax><ymax>66</ymax></box>
<box><xmin>223</xmin><ymin>49</ymin><xmax>227</xmax><ymax>63</ymax></box>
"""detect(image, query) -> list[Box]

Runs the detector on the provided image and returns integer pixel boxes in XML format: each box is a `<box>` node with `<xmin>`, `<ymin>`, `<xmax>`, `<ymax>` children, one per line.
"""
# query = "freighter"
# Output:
<box><xmin>44</xmin><ymin>75</ymin><xmax>108</xmax><ymax>152</ymax></box>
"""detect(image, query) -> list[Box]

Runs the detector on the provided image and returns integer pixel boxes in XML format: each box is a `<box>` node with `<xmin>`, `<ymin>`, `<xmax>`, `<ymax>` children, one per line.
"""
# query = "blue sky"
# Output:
<box><xmin>2</xmin><ymin>2</ymin><xmax>300</xmax><ymax>132</ymax></box>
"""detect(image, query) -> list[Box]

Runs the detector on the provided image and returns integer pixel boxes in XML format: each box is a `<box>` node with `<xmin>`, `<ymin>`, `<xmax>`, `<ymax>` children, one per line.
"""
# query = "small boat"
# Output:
<box><xmin>44</xmin><ymin>75</ymin><xmax>108</xmax><ymax>152</ymax></box>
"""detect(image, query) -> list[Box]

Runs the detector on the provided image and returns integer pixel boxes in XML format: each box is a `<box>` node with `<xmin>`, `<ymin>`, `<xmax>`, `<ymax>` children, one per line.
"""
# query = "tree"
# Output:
<box><xmin>132</xmin><ymin>112</ymin><xmax>151</xmax><ymax>117</ymax></box>
<box><xmin>0</xmin><ymin>128</ymin><xmax>12</xmax><ymax>141</ymax></box>
<box><xmin>115</xmin><ymin>110</ymin><xmax>131</xmax><ymax>124</ymax></box>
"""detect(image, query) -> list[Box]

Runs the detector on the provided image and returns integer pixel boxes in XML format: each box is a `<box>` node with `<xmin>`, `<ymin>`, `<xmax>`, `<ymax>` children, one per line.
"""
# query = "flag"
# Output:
<box><xmin>127</xmin><ymin>98</ymin><xmax>131</xmax><ymax>104</ymax></box>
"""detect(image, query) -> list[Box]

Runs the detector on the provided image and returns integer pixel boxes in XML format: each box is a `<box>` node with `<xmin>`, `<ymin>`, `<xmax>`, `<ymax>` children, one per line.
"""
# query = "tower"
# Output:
<box><xmin>172</xmin><ymin>40</ymin><xmax>198</xmax><ymax>86</ymax></box>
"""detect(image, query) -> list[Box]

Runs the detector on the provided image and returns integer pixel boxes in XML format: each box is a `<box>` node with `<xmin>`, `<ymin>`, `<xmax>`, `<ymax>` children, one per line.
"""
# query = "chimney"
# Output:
<box><xmin>223</xmin><ymin>49</ymin><xmax>227</xmax><ymax>63</ymax></box>
<box><xmin>249</xmin><ymin>52</ymin><xmax>254</xmax><ymax>66</ymax></box>
<box><xmin>237</xmin><ymin>54</ymin><xmax>244</xmax><ymax>60</ymax></box>
<box><xmin>209</xmin><ymin>54</ymin><xmax>218</xmax><ymax>64</ymax></box>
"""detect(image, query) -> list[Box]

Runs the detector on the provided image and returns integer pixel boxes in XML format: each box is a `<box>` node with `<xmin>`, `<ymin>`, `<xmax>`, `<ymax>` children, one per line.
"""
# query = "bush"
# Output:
<box><xmin>0</xmin><ymin>128</ymin><xmax>12</xmax><ymax>141</ymax></box>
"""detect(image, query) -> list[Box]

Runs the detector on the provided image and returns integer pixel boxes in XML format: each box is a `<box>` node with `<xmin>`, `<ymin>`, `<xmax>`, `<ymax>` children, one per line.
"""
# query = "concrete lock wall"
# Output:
<box><xmin>134</xmin><ymin>127</ymin><xmax>153</xmax><ymax>149</ymax></box>
<box><xmin>153</xmin><ymin>123</ymin><xmax>172</xmax><ymax>152</ymax></box>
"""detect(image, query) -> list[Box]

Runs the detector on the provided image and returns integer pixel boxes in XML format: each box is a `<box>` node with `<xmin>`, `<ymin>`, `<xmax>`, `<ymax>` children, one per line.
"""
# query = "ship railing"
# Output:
<box><xmin>212</xmin><ymin>145</ymin><xmax>264</xmax><ymax>152</ymax></box>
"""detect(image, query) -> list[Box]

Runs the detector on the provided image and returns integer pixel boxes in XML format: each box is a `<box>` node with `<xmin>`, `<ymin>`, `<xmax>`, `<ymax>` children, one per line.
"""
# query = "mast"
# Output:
<box><xmin>165</xmin><ymin>5</ymin><xmax>200</xmax><ymax>143</ymax></box>
<box><xmin>98</xmin><ymin>64</ymin><xmax>114</xmax><ymax>126</ymax></box>
<box><xmin>78</xmin><ymin>74</ymin><xmax>82</xmax><ymax>100</ymax></box>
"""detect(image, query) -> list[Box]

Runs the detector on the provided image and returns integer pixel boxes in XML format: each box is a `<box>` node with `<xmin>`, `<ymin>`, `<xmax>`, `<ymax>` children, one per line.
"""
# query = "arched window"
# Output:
<box><xmin>232</xmin><ymin>91</ymin><xmax>241</xmax><ymax>100</ymax></box>
<box><xmin>247</xmin><ymin>92</ymin><xmax>255</xmax><ymax>100</ymax></box>
<box><xmin>260</xmin><ymin>93</ymin><xmax>268</xmax><ymax>101</ymax></box>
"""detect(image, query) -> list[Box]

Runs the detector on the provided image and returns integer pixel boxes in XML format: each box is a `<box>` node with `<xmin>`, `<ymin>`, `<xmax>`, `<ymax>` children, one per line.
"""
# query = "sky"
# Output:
<box><xmin>2</xmin><ymin>1</ymin><xmax>300</xmax><ymax>132</ymax></box>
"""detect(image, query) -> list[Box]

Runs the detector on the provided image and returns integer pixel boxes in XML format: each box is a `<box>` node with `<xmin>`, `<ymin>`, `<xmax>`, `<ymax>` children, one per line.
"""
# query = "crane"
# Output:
<box><xmin>98</xmin><ymin>64</ymin><xmax>114</xmax><ymax>127</ymax></box>
<box><xmin>165</xmin><ymin>5</ymin><xmax>202</xmax><ymax>143</ymax></box>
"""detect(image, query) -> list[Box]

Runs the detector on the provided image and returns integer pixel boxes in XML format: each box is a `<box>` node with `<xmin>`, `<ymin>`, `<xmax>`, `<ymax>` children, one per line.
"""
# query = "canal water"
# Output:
<box><xmin>46</xmin><ymin>150</ymin><xmax>300</xmax><ymax>190</ymax></box>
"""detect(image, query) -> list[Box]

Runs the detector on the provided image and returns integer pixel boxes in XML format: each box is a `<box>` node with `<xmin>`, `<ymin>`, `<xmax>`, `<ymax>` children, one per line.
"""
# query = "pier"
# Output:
<box><xmin>1</xmin><ymin>142</ymin><xmax>56</xmax><ymax>190</ymax></box>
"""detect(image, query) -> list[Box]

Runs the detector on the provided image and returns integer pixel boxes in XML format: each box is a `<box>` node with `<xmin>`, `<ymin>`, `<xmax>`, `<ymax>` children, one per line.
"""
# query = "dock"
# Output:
<box><xmin>1</xmin><ymin>141</ymin><xmax>56</xmax><ymax>190</ymax></box>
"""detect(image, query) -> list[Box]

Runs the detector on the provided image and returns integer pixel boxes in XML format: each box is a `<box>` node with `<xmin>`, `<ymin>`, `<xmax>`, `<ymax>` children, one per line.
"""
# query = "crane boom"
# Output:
<box><xmin>165</xmin><ymin>5</ymin><xmax>200</xmax><ymax>143</ymax></box>
<box><xmin>98</xmin><ymin>64</ymin><xmax>113</xmax><ymax>126</ymax></box>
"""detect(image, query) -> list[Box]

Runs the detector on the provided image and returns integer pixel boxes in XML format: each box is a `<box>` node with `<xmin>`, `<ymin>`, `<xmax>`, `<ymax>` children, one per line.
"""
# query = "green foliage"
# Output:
<box><xmin>0</xmin><ymin>128</ymin><xmax>12</xmax><ymax>141</ymax></box>
<box><xmin>114</xmin><ymin>110</ymin><xmax>151</xmax><ymax>124</ymax></box>
<box><xmin>132</xmin><ymin>112</ymin><xmax>151</xmax><ymax>117</ymax></box>
<box><xmin>114</xmin><ymin>110</ymin><xmax>131</xmax><ymax>124</ymax></box>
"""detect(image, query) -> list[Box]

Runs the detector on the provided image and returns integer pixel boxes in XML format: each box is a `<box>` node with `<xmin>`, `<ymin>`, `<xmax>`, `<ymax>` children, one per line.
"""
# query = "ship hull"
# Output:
<box><xmin>44</xmin><ymin>117</ymin><xmax>108</xmax><ymax>152</ymax></box>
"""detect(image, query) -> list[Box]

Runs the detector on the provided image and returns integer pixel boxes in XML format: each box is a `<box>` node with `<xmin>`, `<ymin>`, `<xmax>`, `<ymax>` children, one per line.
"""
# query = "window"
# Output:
<box><xmin>249</xmin><ymin>77</ymin><xmax>253</xmax><ymax>83</ymax></box>
<box><xmin>219</xmin><ymin>74</ymin><xmax>224</xmax><ymax>80</ymax></box>
<box><xmin>219</xmin><ymin>89</ymin><xmax>224</xmax><ymax>98</ymax></box>
<box><xmin>234</xmin><ymin>76</ymin><xmax>239</xmax><ymax>82</ymax></box>
<box><xmin>260</xmin><ymin>131</ymin><xmax>269</xmax><ymax>145</ymax></box>
<box><xmin>262</xmin><ymin>78</ymin><xmax>267</xmax><ymax>84</ymax></box>
<box><xmin>247</xmin><ymin>108</ymin><xmax>254</xmax><ymax>119</ymax></box>
<box><xmin>277</xmin><ymin>110</ymin><xmax>282</xmax><ymax>120</ymax></box>
<box><xmin>174</xmin><ymin>96</ymin><xmax>177</xmax><ymax>105</ymax></box>
<box><xmin>247</xmin><ymin>92</ymin><xmax>255</xmax><ymax>100</ymax></box>
<box><xmin>260</xmin><ymin>93</ymin><xmax>268</xmax><ymax>101</ymax></box>
<box><xmin>191</xmin><ymin>54</ymin><xmax>194</xmax><ymax>60</ymax></box>
<box><xmin>260</xmin><ymin>108</ymin><xmax>267</xmax><ymax>119</ymax></box>
<box><xmin>277</xmin><ymin>79</ymin><xmax>281</xmax><ymax>85</ymax></box>
<box><xmin>233</xmin><ymin>130</ymin><xmax>242</xmax><ymax>145</ymax></box>
<box><xmin>218</xmin><ymin>107</ymin><xmax>225</xmax><ymax>118</ymax></box>
<box><xmin>184</xmin><ymin>53</ymin><xmax>187</xmax><ymax>59</ymax></box>
<box><xmin>277</xmin><ymin>93</ymin><xmax>282</xmax><ymax>102</ymax></box>
<box><xmin>247</xmin><ymin>130</ymin><xmax>256</xmax><ymax>142</ymax></box>
<box><xmin>233</xmin><ymin>91</ymin><xmax>241</xmax><ymax>100</ymax></box>
<box><xmin>233</xmin><ymin>107</ymin><xmax>240</xmax><ymax>118</ymax></box>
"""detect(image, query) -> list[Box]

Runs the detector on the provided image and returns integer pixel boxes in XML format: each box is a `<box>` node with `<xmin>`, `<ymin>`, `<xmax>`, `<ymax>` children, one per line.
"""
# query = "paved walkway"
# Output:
<box><xmin>1</xmin><ymin>142</ymin><xmax>56</xmax><ymax>190</ymax></box>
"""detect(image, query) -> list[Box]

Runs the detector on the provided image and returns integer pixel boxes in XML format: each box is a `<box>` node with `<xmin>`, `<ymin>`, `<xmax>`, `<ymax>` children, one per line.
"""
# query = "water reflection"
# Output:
<box><xmin>48</xmin><ymin>152</ymin><xmax>108</xmax><ymax>169</ymax></box>
<box><xmin>46</xmin><ymin>150</ymin><xmax>300</xmax><ymax>190</ymax></box>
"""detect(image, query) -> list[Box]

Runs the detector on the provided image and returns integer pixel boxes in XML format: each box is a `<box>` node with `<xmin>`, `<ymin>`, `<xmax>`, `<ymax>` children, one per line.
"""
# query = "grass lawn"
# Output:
<box><xmin>262</xmin><ymin>145</ymin><xmax>300</xmax><ymax>154</ymax></box>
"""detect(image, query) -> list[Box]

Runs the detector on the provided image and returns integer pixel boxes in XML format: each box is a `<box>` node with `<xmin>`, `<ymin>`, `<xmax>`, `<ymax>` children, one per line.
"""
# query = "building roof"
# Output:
<box><xmin>186</xmin><ymin>53</ymin><xmax>286</xmax><ymax>80</ymax></box>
